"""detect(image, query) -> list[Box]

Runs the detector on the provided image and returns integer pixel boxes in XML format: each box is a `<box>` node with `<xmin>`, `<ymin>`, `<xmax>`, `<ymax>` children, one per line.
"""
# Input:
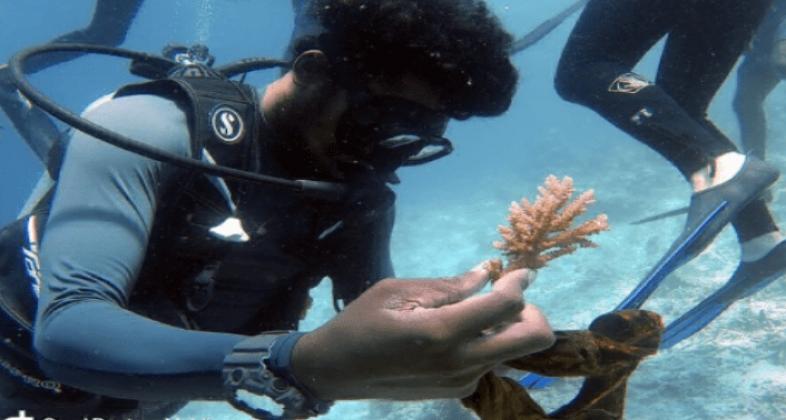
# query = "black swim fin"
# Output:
<box><xmin>629</xmin><ymin>206</ymin><xmax>688</xmax><ymax>226</ymax></box>
<box><xmin>511</xmin><ymin>0</ymin><xmax>589</xmax><ymax>54</ymax></box>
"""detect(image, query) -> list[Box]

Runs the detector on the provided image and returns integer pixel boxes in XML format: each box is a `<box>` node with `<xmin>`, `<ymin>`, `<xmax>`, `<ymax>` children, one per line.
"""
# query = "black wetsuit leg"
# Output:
<box><xmin>555</xmin><ymin>0</ymin><xmax>776</xmax><ymax>242</ymax></box>
<box><xmin>733</xmin><ymin>2</ymin><xmax>786</xmax><ymax>161</ymax></box>
<box><xmin>734</xmin><ymin>57</ymin><xmax>780</xmax><ymax>161</ymax></box>
<box><xmin>21</xmin><ymin>0</ymin><xmax>144</xmax><ymax>74</ymax></box>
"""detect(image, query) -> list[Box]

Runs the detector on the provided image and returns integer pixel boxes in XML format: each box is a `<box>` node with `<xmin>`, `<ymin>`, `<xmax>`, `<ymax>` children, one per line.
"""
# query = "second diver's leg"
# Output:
<box><xmin>556</xmin><ymin>0</ymin><xmax>722</xmax><ymax>180</ymax></box>
<box><xmin>732</xmin><ymin>53</ymin><xmax>780</xmax><ymax>208</ymax></box>
<box><xmin>655</xmin><ymin>0</ymin><xmax>786</xmax><ymax>348</ymax></box>
<box><xmin>557</xmin><ymin>0</ymin><xmax>778</xmax><ymax>311</ymax></box>
<box><xmin>555</xmin><ymin>0</ymin><xmax>705</xmax><ymax>311</ymax></box>
<box><xmin>658</xmin><ymin>0</ymin><xmax>778</xmax><ymax>245</ymax></box>
<box><xmin>732</xmin><ymin>52</ymin><xmax>780</xmax><ymax>162</ymax></box>
<box><xmin>731</xmin><ymin>9</ymin><xmax>786</xmax><ymax>204</ymax></box>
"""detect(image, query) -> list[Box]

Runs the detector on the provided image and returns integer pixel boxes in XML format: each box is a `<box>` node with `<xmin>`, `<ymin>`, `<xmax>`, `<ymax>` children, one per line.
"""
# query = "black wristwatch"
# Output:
<box><xmin>223</xmin><ymin>332</ymin><xmax>333</xmax><ymax>419</ymax></box>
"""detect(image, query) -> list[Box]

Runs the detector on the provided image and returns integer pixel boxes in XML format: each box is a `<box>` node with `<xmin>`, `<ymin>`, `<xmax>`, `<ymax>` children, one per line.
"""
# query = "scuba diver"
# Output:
<box><xmin>0</xmin><ymin>0</ymin><xmax>555</xmax><ymax>418</ymax></box>
<box><xmin>733</xmin><ymin>0</ymin><xmax>786</xmax><ymax>190</ymax></box>
<box><xmin>559</xmin><ymin>0</ymin><xmax>784</xmax><ymax>349</ymax></box>
<box><xmin>0</xmin><ymin>0</ymin><xmax>144</xmax><ymax>169</ymax></box>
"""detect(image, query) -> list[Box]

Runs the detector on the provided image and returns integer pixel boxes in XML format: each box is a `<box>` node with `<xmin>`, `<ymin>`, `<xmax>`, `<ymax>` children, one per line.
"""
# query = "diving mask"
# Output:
<box><xmin>333</xmin><ymin>91</ymin><xmax>453</xmax><ymax>178</ymax></box>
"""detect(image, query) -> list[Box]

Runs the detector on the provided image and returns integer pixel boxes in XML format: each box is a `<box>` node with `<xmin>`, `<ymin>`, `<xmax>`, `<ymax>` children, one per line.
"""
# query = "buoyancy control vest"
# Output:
<box><xmin>110</xmin><ymin>70</ymin><xmax>395</xmax><ymax>332</ymax></box>
<box><xmin>113</xmin><ymin>67</ymin><xmax>390</xmax><ymax>327</ymax></box>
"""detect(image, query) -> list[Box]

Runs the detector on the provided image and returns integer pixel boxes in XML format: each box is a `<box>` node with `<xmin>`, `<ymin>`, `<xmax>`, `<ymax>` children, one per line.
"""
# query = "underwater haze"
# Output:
<box><xmin>2</xmin><ymin>1</ymin><xmax>786</xmax><ymax>419</ymax></box>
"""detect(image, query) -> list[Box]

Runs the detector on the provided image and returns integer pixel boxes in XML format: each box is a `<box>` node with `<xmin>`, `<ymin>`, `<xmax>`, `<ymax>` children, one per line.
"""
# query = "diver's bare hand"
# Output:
<box><xmin>291</xmin><ymin>266</ymin><xmax>555</xmax><ymax>400</ymax></box>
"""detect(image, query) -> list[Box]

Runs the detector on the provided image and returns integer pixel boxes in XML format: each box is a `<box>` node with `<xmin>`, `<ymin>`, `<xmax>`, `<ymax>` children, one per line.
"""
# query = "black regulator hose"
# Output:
<box><xmin>8</xmin><ymin>43</ymin><xmax>346</xmax><ymax>201</ymax></box>
<box><xmin>216</xmin><ymin>57</ymin><xmax>290</xmax><ymax>78</ymax></box>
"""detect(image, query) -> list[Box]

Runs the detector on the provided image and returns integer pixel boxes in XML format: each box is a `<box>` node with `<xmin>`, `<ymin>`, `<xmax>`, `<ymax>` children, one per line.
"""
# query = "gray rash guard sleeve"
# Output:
<box><xmin>35</xmin><ymin>94</ymin><xmax>247</xmax><ymax>401</ymax></box>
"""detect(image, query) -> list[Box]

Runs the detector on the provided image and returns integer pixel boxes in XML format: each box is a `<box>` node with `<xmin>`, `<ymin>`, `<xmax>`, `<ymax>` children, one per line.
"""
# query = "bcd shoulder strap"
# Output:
<box><xmin>113</xmin><ymin>72</ymin><xmax>265</xmax><ymax>313</ymax></box>
<box><xmin>114</xmin><ymin>71</ymin><xmax>263</xmax><ymax>230</ymax></box>
<box><xmin>114</xmin><ymin>74</ymin><xmax>261</xmax><ymax>172</ymax></box>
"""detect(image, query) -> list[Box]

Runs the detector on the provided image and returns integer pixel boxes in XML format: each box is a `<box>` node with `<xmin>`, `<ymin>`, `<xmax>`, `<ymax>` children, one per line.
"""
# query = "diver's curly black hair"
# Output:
<box><xmin>295</xmin><ymin>0</ymin><xmax>518</xmax><ymax>119</ymax></box>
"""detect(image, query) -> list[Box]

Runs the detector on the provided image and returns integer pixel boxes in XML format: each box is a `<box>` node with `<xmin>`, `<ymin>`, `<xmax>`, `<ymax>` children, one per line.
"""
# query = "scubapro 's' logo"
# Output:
<box><xmin>211</xmin><ymin>106</ymin><xmax>245</xmax><ymax>144</ymax></box>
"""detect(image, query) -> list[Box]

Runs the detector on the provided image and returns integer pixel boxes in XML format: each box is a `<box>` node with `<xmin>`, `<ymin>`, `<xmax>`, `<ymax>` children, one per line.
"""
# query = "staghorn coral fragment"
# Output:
<box><xmin>487</xmin><ymin>175</ymin><xmax>609</xmax><ymax>279</ymax></box>
<box><xmin>461</xmin><ymin>179</ymin><xmax>662</xmax><ymax>420</ymax></box>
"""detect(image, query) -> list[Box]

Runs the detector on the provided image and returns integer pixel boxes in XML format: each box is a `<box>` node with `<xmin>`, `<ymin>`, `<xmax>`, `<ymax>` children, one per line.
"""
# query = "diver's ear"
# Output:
<box><xmin>292</xmin><ymin>49</ymin><xmax>330</xmax><ymax>86</ymax></box>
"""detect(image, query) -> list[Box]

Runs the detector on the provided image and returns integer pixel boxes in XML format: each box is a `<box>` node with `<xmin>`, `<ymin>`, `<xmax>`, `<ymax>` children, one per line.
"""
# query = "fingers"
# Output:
<box><xmin>407</xmin><ymin>263</ymin><xmax>492</xmax><ymax>309</ymax></box>
<box><xmin>462</xmin><ymin>261</ymin><xmax>499</xmax><ymax>294</ymax></box>
<box><xmin>426</xmin><ymin>263</ymin><xmax>535</xmax><ymax>308</ymax></box>
<box><xmin>518</xmin><ymin>269</ymin><xmax>537</xmax><ymax>290</ymax></box>
<box><xmin>459</xmin><ymin>304</ymin><xmax>555</xmax><ymax>365</ymax></box>
<box><xmin>426</xmin><ymin>269</ymin><xmax>534</xmax><ymax>340</ymax></box>
<box><xmin>437</xmin><ymin>263</ymin><xmax>493</xmax><ymax>305</ymax></box>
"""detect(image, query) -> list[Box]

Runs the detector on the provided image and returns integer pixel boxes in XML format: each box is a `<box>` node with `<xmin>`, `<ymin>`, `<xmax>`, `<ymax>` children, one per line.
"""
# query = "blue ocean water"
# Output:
<box><xmin>1</xmin><ymin>1</ymin><xmax>785</xmax><ymax>418</ymax></box>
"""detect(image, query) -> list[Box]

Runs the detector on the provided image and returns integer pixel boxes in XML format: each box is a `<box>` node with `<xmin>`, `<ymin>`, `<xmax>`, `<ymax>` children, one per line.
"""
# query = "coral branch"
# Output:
<box><xmin>488</xmin><ymin>175</ymin><xmax>609</xmax><ymax>278</ymax></box>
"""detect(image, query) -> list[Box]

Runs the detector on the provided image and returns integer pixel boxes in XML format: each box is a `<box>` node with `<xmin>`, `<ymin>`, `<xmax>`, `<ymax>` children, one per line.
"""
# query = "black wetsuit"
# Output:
<box><xmin>0</xmin><ymin>89</ymin><xmax>395</xmax><ymax>417</ymax></box>
<box><xmin>555</xmin><ymin>0</ymin><xmax>777</xmax><ymax>243</ymax></box>
<box><xmin>733</xmin><ymin>0</ymin><xmax>786</xmax><ymax>161</ymax></box>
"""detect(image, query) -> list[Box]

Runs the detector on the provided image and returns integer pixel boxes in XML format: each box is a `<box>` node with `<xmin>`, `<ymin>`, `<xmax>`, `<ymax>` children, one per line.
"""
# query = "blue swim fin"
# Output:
<box><xmin>661</xmin><ymin>240</ymin><xmax>786</xmax><ymax>349</ymax></box>
<box><xmin>619</xmin><ymin>157</ymin><xmax>779</xmax><ymax>311</ymax></box>
<box><xmin>614</xmin><ymin>201</ymin><xmax>727</xmax><ymax>311</ymax></box>
<box><xmin>660</xmin><ymin>296</ymin><xmax>728</xmax><ymax>350</ymax></box>
<box><xmin>518</xmin><ymin>373</ymin><xmax>556</xmax><ymax>389</ymax></box>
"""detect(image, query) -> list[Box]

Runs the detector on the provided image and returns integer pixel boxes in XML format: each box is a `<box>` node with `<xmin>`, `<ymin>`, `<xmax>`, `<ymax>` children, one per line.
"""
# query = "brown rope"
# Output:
<box><xmin>462</xmin><ymin>310</ymin><xmax>664</xmax><ymax>420</ymax></box>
